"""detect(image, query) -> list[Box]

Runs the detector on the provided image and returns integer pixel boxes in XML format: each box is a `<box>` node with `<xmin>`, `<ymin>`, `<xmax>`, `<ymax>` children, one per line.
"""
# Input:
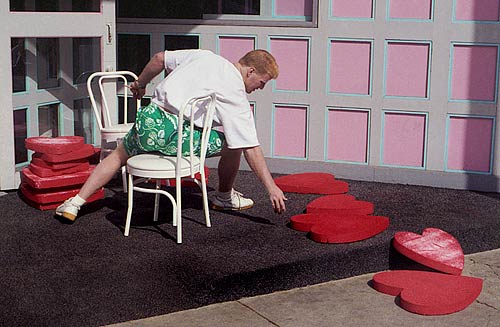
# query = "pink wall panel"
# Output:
<box><xmin>385</xmin><ymin>42</ymin><xmax>430</xmax><ymax>98</ymax></box>
<box><xmin>330</xmin><ymin>41</ymin><xmax>371</xmax><ymax>95</ymax></box>
<box><xmin>327</xmin><ymin>109</ymin><xmax>368</xmax><ymax>162</ymax></box>
<box><xmin>270</xmin><ymin>38</ymin><xmax>309</xmax><ymax>91</ymax></box>
<box><xmin>273</xmin><ymin>106</ymin><xmax>307</xmax><ymax>158</ymax></box>
<box><xmin>447</xmin><ymin>117</ymin><xmax>493</xmax><ymax>172</ymax></box>
<box><xmin>383</xmin><ymin>113</ymin><xmax>426</xmax><ymax>167</ymax></box>
<box><xmin>455</xmin><ymin>0</ymin><xmax>500</xmax><ymax>21</ymax></box>
<box><xmin>331</xmin><ymin>0</ymin><xmax>373</xmax><ymax>18</ymax></box>
<box><xmin>275</xmin><ymin>0</ymin><xmax>312</xmax><ymax>17</ymax></box>
<box><xmin>218</xmin><ymin>36</ymin><xmax>255</xmax><ymax>64</ymax></box>
<box><xmin>389</xmin><ymin>0</ymin><xmax>432</xmax><ymax>19</ymax></box>
<box><xmin>451</xmin><ymin>45</ymin><xmax>498</xmax><ymax>102</ymax></box>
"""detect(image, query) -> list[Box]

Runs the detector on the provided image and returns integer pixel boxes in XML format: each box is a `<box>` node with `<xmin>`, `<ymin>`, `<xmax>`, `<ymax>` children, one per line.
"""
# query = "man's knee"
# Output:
<box><xmin>114</xmin><ymin>143</ymin><xmax>130</xmax><ymax>166</ymax></box>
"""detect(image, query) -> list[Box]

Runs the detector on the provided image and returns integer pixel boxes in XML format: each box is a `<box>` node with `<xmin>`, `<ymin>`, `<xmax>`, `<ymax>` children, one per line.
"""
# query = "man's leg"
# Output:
<box><xmin>217</xmin><ymin>146</ymin><xmax>242</xmax><ymax>192</ymax></box>
<box><xmin>55</xmin><ymin>143</ymin><xmax>130</xmax><ymax>221</ymax></box>
<box><xmin>78</xmin><ymin>143</ymin><xmax>130</xmax><ymax>199</ymax></box>
<box><xmin>212</xmin><ymin>145</ymin><xmax>254</xmax><ymax>210</ymax></box>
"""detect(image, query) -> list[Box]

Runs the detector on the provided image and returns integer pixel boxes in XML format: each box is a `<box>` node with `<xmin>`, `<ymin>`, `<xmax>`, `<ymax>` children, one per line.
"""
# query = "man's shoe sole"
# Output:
<box><xmin>55</xmin><ymin>211</ymin><xmax>77</xmax><ymax>221</ymax></box>
<box><xmin>211</xmin><ymin>204</ymin><xmax>254</xmax><ymax>211</ymax></box>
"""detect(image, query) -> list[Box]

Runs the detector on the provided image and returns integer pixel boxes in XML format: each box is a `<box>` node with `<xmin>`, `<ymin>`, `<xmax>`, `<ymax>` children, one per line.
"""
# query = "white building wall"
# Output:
<box><xmin>118</xmin><ymin>0</ymin><xmax>500</xmax><ymax>192</ymax></box>
<box><xmin>1</xmin><ymin>0</ymin><xmax>499</xmax><ymax>192</ymax></box>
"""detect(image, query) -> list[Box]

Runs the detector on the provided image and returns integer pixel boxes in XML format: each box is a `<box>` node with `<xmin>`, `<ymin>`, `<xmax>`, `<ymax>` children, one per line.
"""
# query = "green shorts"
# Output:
<box><xmin>122</xmin><ymin>103</ymin><xmax>225</xmax><ymax>157</ymax></box>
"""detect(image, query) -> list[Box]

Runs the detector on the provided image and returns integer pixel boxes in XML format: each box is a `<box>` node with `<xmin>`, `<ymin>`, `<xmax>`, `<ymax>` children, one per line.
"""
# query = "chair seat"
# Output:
<box><xmin>127</xmin><ymin>153</ymin><xmax>201</xmax><ymax>179</ymax></box>
<box><xmin>101</xmin><ymin>124</ymin><xmax>134</xmax><ymax>144</ymax></box>
<box><xmin>101</xmin><ymin>123</ymin><xmax>134</xmax><ymax>134</ymax></box>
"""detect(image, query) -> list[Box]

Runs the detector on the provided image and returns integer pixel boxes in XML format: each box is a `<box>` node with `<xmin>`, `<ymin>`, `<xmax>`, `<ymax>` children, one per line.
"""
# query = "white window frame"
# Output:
<box><xmin>117</xmin><ymin>0</ymin><xmax>318</xmax><ymax>28</ymax></box>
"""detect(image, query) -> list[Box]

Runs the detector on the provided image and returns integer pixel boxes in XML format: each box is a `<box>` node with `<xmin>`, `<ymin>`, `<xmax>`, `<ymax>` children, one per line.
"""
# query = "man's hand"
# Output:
<box><xmin>128</xmin><ymin>51</ymin><xmax>166</xmax><ymax>100</ymax></box>
<box><xmin>130</xmin><ymin>81</ymin><xmax>146</xmax><ymax>100</ymax></box>
<box><xmin>269</xmin><ymin>184</ymin><xmax>287</xmax><ymax>214</ymax></box>
<box><xmin>243</xmin><ymin>146</ymin><xmax>287</xmax><ymax>214</ymax></box>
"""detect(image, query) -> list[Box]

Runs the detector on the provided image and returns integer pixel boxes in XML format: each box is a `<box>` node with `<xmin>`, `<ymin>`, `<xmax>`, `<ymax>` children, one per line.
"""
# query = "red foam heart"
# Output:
<box><xmin>20</xmin><ymin>183</ymin><xmax>104</xmax><ymax>205</ymax></box>
<box><xmin>372</xmin><ymin>270</ymin><xmax>482</xmax><ymax>315</ymax></box>
<box><xmin>20</xmin><ymin>187</ymin><xmax>105</xmax><ymax>210</ymax></box>
<box><xmin>37</xmin><ymin>144</ymin><xmax>96</xmax><ymax>163</ymax></box>
<box><xmin>274</xmin><ymin>172</ymin><xmax>348</xmax><ymax>194</ymax></box>
<box><xmin>393</xmin><ymin>228</ymin><xmax>464</xmax><ymax>275</ymax></box>
<box><xmin>31</xmin><ymin>156</ymin><xmax>89</xmax><ymax>170</ymax></box>
<box><xmin>21</xmin><ymin>166</ymin><xmax>96</xmax><ymax>189</ymax></box>
<box><xmin>25</xmin><ymin>136</ymin><xmax>84</xmax><ymax>154</ymax></box>
<box><xmin>309</xmin><ymin>215</ymin><xmax>389</xmax><ymax>243</ymax></box>
<box><xmin>306</xmin><ymin>195</ymin><xmax>373</xmax><ymax>215</ymax></box>
<box><xmin>290</xmin><ymin>213</ymin><xmax>327</xmax><ymax>232</ymax></box>
<box><xmin>29</xmin><ymin>161</ymin><xmax>90</xmax><ymax>177</ymax></box>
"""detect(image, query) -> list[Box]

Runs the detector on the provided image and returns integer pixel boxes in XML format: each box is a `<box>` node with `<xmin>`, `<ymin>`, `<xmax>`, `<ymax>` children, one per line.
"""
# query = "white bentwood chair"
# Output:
<box><xmin>87</xmin><ymin>71</ymin><xmax>141</xmax><ymax>192</ymax></box>
<box><xmin>124</xmin><ymin>93</ymin><xmax>217</xmax><ymax>244</ymax></box>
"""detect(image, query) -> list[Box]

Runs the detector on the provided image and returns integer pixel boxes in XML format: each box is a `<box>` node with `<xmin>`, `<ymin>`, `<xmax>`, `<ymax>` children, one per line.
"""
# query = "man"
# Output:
<box><xmin>56</xmin><ymin>49</ymin><xmax>287</xmax><ymax>222</ymax></box>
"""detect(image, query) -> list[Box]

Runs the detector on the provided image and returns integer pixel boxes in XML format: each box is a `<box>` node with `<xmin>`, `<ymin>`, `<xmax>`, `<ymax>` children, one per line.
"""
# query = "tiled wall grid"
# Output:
<box><xmin>123</xmin><ymin>1</ymin><xmax>500</xmax><ymax>187</ymax></box>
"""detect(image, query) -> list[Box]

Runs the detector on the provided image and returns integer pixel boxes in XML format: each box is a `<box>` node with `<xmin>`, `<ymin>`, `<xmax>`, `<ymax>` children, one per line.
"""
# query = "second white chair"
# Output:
<box><xmin>124</xmin><ymin>93</ymin><xmax>217</xmax><ymax>243</ymax></box>
<box><xmin>87</xmin><ymin>71</ymin><xmax>141</xmax><ymax>192</ymax></box>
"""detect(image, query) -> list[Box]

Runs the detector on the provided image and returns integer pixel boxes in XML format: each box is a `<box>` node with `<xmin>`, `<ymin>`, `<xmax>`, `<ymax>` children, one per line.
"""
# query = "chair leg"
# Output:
<box><xmin>153</xmin><ymin>179</ymin><xmax>161</xmax><ymax>222</ymax></box>
<box><xmin>200</xmin><ymin>170</ymin><xmax>211</xmax><ymax>228</ymax></box>
<box><xmin>176</xmin><ymin>178</ymin><xmax>182</xmax><ymax>244</ymax></box>
<box><xmin>121</xmin><ymin>166</ymin><xmax>128</xmax><ymax>193</ymax></box>
<box><xmin>124</xmin><ymin>173</ymin><xmax>134</xmax><ymax>236</ymax></box>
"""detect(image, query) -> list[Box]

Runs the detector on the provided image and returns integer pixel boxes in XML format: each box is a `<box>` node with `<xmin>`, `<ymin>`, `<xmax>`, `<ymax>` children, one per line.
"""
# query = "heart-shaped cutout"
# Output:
<box><xmin>25</xmin><ymin>136</ymin><xmax>85</xmax><ymax>154</ymax></box>
<box><xmin>309</xmin><ymin>214</ymin><xmax>389</xmax><ymax>243</ymax></box>
<box><xmin>274</xmin><ymin>172</ymin><xmax>348</xmax><ymax>194</ymax></box>
<box><xmin>306</xmin><ymin>195</ymin><xmax>373</xmax><ymax>215</ymax></box>
<box><xmin>393</xmin><ymin>228</ymin><xmax>464</xmax><ymax>275</ymax></box>
<box><xmin>290</xmin><ymin>213</ymin><xmax>327</xmax><ymax>232</ymax></box>
<box><xmin>37</xmin><ymin>144</ymin><xmax>96</xmax><ymax>163</ymax></box>
<box><xmin>372</xmin><ymin>270</ymin><xmax>482</xmax><ymax>315</ymax></box>
<box><xmin>21</xmin><ymin>165</ymin><xmax>96</xmax><ymax>189</ymax></box>
<box><xmin>29</xmin><ymin>161</ymin><xmax>90</xmax><ymax>178</ymax></box>
<box><xmin>31</xmin><ymin>156</ymin><xmax>89</xmax><ymax>170</ymax></box>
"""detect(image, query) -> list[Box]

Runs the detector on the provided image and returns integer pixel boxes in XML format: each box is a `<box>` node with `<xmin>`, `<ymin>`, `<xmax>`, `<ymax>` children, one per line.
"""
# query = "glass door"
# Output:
<box><xmin>2</xmin><ymin>0</ymin><xmax>115</xmax><ymax>190</ymax></box>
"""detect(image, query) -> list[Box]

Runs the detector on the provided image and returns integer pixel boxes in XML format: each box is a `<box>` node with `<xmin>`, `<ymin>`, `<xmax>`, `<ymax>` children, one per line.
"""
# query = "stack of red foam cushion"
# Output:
<box><xmin>20</xmin><ymin>136</ymin><xmax>104</xmax><ymax>210</ymax></box>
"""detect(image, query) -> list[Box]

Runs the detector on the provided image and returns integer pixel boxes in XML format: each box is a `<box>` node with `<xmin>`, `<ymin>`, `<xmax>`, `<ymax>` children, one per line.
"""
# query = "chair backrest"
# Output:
<box><xmin>87</xmin><ymin>71</ymin><xmax>141</xmax><ymax>130</ymax></box>
<box><xmin>176</xmin><ymin>94</ymin><xmax>217</xmax><ymax>178</ymax></box>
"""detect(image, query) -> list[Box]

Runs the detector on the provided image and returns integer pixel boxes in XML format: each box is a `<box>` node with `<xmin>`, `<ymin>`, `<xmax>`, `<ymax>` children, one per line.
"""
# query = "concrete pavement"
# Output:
<box><xmin>107</xmin><ymin>249</ymin><xmax>500</xmax><ymax>327</ymax></box>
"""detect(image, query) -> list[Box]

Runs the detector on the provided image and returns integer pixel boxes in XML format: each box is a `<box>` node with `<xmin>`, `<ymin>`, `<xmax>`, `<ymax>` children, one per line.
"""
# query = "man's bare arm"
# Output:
<box><xmin>130</xmin><ymin>51</ymin><xmax>165</xmax><ymax>99</ymax></box>
<box><xmin>243</xmin><ymin>146</ymin><xmax>287</xmax><ymax>214</ymax></box>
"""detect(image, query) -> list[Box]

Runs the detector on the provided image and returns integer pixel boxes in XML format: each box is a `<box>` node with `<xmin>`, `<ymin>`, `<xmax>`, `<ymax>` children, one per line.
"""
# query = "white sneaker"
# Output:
<box><xmin>211</xmin><ymin>189</ymin><xmax>254</xmax><ymax>211</ymax></box>
<box><xmin>55</xmin><ymin>197</ymin><xmax>82</xmax><ymax>221</ymax></box>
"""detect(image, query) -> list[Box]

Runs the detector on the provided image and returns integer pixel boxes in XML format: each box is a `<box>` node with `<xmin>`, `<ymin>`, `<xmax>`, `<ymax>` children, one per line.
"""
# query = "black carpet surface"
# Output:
<box><xmin>1</xmin><ymin>170</ymin><xmax>500</xmax><ymax>326</ymax></box>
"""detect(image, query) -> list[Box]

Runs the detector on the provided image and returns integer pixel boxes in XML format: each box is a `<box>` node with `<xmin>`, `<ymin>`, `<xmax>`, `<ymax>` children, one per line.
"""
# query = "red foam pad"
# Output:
<box><xmin>21</xmin><ymin>166</ymin><xmax>95</xmax><ymax>189</ymax></box>
<box><xmin>372</xmin><ymin>270</ymin><xmax>482</xmax><ymax>315</ymax></box>
<box><xmin>274</xmin><ymin>172</ymin><xmax>348</xmax><ymax>194</ymax></box>
<box><xmin>36</xmin><ymin>144</ymin><xmax>96</xmax><ymax>163</ymax></box>
<box><xmin>20</xmin><ymin>188</ymin><xmax>105</xmax><ymax>210</ymax></box>
<box><xmin>31</xmin><ymin>156</ymin><xmax>89</xmax><ymax>170</ymax></box>
<box><xmin>290</xmin><ymin>213</ymin><xmax>329</xmax><ymax>232</ymax></box>
<box><xmin>25</xmin><ymin>136</ymin><xmax>84</xmax><ymax>154</ymax></box>
<box><xmin>289</xmin><ymin>212</ymin><xmax>350</xmax><ymax>232</ymax></box>
<box><xmin>393</xmin><ymin>228</ymin><xmax>464</xmax><ymax>275</ymax></box>
<box><xmin>20</xmin><ymin>183</ymin><xmax>103</xmax><ymax>204</ymax></box>
<box><xmin>88</xmin><ymin>147</ymin><xmax>101</xmax><ymax>165</ymax></box>
<box><xmin>306</xmin><ymin>195</ymin><xmax>373</xmax><ymax>215</ymax></box>
<box><xmin>309</xmin><ymin>215</ymin><xmax>389</xmax><ymax>243</ymax></box>
<box><xmin>290</xmin><ymin>212</ymin><xmax>387</xmax><ymax>233</ymax></box>
<box><xmin>29</xmin><ymin>161</ymin><xmax>90</xmax><ymax>177</ymax></box>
